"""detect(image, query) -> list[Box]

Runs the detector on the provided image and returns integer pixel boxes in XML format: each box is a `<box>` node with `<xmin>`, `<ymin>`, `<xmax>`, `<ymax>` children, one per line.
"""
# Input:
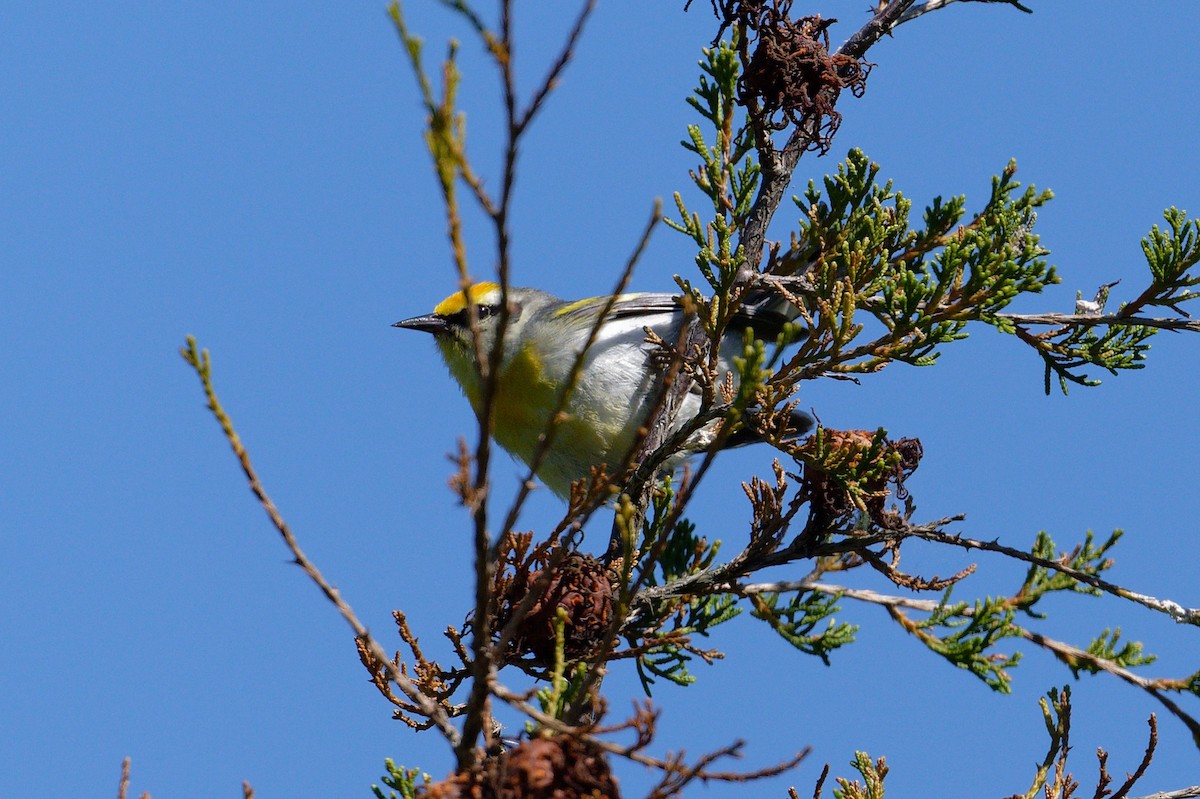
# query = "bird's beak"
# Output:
<box><xmin>393</xmin><ymin>314</ymin><xmax>448</xmax><ymax>334</ymax></box>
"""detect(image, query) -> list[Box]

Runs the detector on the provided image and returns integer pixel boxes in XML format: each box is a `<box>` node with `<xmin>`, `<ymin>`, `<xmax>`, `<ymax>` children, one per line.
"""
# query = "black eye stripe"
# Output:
<box><xmin>446</xmin><ymin>305</ymin><xmax>497</xmax><ymax>325</ymax></box>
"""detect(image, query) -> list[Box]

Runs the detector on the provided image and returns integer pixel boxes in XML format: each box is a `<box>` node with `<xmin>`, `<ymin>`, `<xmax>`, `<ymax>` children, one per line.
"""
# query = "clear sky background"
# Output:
<box><xmin>3</xmin><ymin>3</ymin><xmax>1199</xmax><ymax>798</ymax></box>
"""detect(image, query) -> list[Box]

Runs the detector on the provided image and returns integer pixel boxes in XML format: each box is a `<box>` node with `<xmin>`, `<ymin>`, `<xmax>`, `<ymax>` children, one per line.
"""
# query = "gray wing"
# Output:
<box><xmin>604</xmin><ymin>293</ymin><xmax>684</xmax><ymax>319</ymax></box>
<box><xmin>553</xmin><ymin>291</ymin><xmax>799</xmax><ymax>341</ymax></box>
<box><xmin>606</xmin><ymin>292</ymin><xmax>795</xmax><ymax>339</ymax></box>
<box><xmin>576</xmin><ymin>292</ymin><xmax>812</xmax><ymax>445</ymax></box>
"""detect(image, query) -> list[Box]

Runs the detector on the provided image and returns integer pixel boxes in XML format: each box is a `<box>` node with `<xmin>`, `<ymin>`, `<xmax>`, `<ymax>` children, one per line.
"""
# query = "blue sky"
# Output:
<box><xmin>3</xmin><ymin>3</ymin><xmax>1199</xmax><ymax>797</ymax></box>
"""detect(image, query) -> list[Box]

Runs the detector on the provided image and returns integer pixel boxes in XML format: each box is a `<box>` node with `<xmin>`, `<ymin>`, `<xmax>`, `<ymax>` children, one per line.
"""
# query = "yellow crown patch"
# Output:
<box><xmin>433</xmin><ymin>282</ymin><xmax>501</xmax><ymax>316</ymax></box>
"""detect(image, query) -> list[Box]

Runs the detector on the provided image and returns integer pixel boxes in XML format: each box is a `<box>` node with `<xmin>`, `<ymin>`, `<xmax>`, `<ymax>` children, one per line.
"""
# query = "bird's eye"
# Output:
<box><xmin>476</xmin><ymin>304</ymin><xmax>495</xmax><ymax>319</ymax></box>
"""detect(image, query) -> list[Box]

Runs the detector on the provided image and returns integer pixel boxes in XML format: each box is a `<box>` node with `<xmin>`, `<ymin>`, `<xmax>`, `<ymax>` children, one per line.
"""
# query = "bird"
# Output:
<box><xmin>395</xmin><ymin>282</ymin><xmax>811</xmax><ymax>498</ymax></box>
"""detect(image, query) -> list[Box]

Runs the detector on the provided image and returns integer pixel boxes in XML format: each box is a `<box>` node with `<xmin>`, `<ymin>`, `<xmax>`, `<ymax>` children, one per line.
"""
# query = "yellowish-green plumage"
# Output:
<box><xmin>394</xmin><ymin>282</ymin><xmax>811</xmax><ymax>497</ymax></box>
<box><xmin>442</xmin><ymin>336</ymin><xmax>608</xmax><ymax>471</ymax></box>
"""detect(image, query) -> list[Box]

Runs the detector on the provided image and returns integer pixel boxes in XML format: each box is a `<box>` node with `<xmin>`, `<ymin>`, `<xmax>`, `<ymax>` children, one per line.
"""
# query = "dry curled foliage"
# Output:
<box><xmin>794</xmin><ymin>429</ymin><xmax>923</xmax><ymax>529</ymax></box>
<box><xmin>704</xmin><ymin>0</ymin><xmax>871</xmax><ymax>149</ymax></box>
<box><xmin>356</xmin><ymin>610</ymin><xmax>460</xmax><ymax>730</ymax></box>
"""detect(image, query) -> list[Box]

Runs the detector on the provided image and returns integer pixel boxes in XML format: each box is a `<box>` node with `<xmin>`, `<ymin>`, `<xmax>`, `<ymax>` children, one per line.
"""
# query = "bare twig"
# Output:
<box><xmin>440</xmin><ymin>1</ymin><xmax>603</xmax><ymax>764</ymax></box>
<box><xmin>497</xmin><ymin>200</ymin><xmax>663</xmax><ymax>543</ymax></box>
<box><xmin>627</xmin><ymin>516</ymin><xmax>963</xmax><ymax>617</ymax></box>
<box><xmin>489</xmin><ymin>202</ymin><xmax>662</xmax><ymax>671</ymax></box>
<box><xmin>1111</xmin><ymin>715</ymin><xmax>1158</xmax><ymax>799</ymax></box>
<box><xmin>118</xmin><ymin>758</ymin><xmax>131</xmax><ymax>799</ymax></box>
<box><xmin>389</xmin><ymin>20</ymin><xmax>499</xmax><ymax>741</ymax></box>
<box><xmin>740</xmin><ymin>0</ymin><xmax>919</xmax><ymax>269</ymax></box>
<box><xmin>1000</xmin><ymin>312</ymin><xmax>1200</xmax><ymax>334</ymax></box>
<box><xmin>515</xmin><ymin>0</ymin><xmax>598</xmax><ymax>134</ymax></box>
<box><xmin>493</xmin><ymin>686</ymin><xmax>809</xmax><ymax>787</ymax></box>
<box><xmin>903</xmin><ymin>528</ymin><xmax>1200</xmax><ymax>626</ymax></box>
<box><xmin>455</xmin><ymin>0</ymin><xmax>518</xmax><ymax>759</ymax></box>
<box><xmin>1129</xmin><ymin>789</ymin><xmax>1200</xmax><ymax>799</ymax></box>
<box><xmin>896</xmin><ymin>0</ymin><xmax>1033</xmax><ymax>27</ymax></box>
<box><xmin>180</xmin><ymin>338</ymin><xmax>460</xmax><ymax>747</ymax></box>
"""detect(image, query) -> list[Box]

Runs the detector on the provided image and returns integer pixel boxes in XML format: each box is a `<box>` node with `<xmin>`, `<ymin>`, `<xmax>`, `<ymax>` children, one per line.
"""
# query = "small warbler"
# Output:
<box><xmin>395</xmin><ymin>282</ymin><xmax>811</xmax><ymax>497</ymax></box>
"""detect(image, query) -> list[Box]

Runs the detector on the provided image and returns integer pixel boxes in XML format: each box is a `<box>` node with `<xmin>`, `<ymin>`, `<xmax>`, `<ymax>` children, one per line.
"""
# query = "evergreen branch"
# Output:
<box><xmin>1127</xmin><ymin>207</ymin><xmax>1200</xmax><ymax>315</ymax></box>
<box><xmin>756</xmin><ymin>151</ymin><xmax>1058</xmax><ymax>386</ymax></box>
<box><xmin>791</xmin><ymin>580</ymin><xmax>1200</xmax><ymax>741</ymax></box>
<box><xmin>887</xmin><ymin>595</ymin><xmax>1024</xmax><ymax>692</ymax></box>
<box><xmin>1010</xmin><ymin>687</ymin><xmax>1071</xmax><ymax>799</ymax></box>
<box><xmin>999</xmin><ymin>208</ymin><xmax>1200</xmax><ymax>391</ymax></box>
<box><xmin>739</xmin><ymin>1</ymin><xmax>920</xmax><ymax>270</ymax></box>
<box><xmin>748</xmin><ymin>590</ymin><xmax>857</xmax><ymax>664</ymax></box>
<box><xmin>903</xmin><ymin>528</ymin><xmax>1200</xmax><ymax>626</ymax></box>
<box><xmin>372</xmin><ymin>760</ymin><xmax>427</xmax><ymax>799</ymax></box>
<box><xmin>809</xmin><ymin>751</ymin><xmax>889</xmax><ymax>799</ymax></box>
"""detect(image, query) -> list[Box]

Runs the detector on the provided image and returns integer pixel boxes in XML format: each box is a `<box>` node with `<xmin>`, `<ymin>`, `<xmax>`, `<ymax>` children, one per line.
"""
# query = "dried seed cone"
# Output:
<box><xmin>417</xmin><ymin>770</ymin><xmax>481</xmax><ymax>799</ymax></box>
<box><xmin>418</xmin><ymin>736</ymin><xmax>620</xmax><ymax>799</ymax></box>
<box><xmin>800</xmin><ymin>429</ymin><xmax>922</xmax><ymax>527</ymax></box>
<box><xmin>500</xmin><ymin>736</ymin><xmax>619</xmax><ymax>799</ymax></box>
<box><xmin>497</xmin><ymin>553</ymin><xmax>614</xmax><ymax>661</ymax></box>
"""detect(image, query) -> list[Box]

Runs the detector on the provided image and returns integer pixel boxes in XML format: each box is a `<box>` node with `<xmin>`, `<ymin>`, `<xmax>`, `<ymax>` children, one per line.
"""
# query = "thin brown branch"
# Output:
<box><xmin>785</xmin><ymin>579</ymin><xmax>1200</xmax><ymax>741</ymax></box>
<box><xmin>740</xmin><ymin>0</ymin><xmax>919</xmax><ymax>269</ymax></box>
<box><xmin>489</xmin><ymin>207</ymin><xmax>663</xmax><ymax>660</ymax></box>
<box><xmin>493</xmin><ymin>686</ymin><xmax>809</xmax><ymax>787</ymax></box>
<box><xmin>496</xmin><ymin>199</ymin><xmax>662</xmax><ymax>545</ymax></box>
<box><xmin>896</xmin><ymin>0</ymin><xmax>1032</xmax><ymax>27</ymax></box>
<box><xmin>627</xmin><ymin>516</ymin><xmax>962</xmax><ymax>618</ymax></box>
<box><xmin>1110</xmin><ymin>715</ymin><xmax>1158</xmax><ymax>799</ymax></box>
<box><xmin>1000</xmin><ymin>312</ymin><xmax>1200</xmax><ymax>334</ymax></box>
<box><xmin>118</xmin><ymin>758</ymin><xmax>131</xmax><ymax>799</ymax></box>
<box><xmin>415</xmin><ymin>0</ymin><xmax>607</xmax><ymax>766</ymax></box>
<box><xmin>515</xmin><ymin>0</ymin><xmax>597</xmax><ymax>134</ymax></box>
<box><xmin>436</xmin><ymin>0</ymin><xmax>490</xmax><ymax>38</ymax></box>
<box><xmin>179</xmin><ymin>338</ymin><xmax>460</xmax><ymax>747</ymax></box>
<box><xmin>391</xmin><ymin>16</ymin><xmax>500</xmax><ymax>684</ymax></box>
<box><xmin>458</xmin><ymin>156</ymin><xmax>499</xmax><ymax>219</ymax></box>
<box><xmin>1129</xmin><ymin>789</ymin><xmax>1200</xmax><ymax>799</ymax></box>
<box><xmin>904</xmin><ymin>528</ymin><xmax>1200</xmax><ymax>626</ymax></box>
<box><xmin>460</xmin><ymin>202</ymin><xmax>663</xmax><ymax>758</ymax></box>
<box><xmin>1025</xmin><ymin>629</ymin><xmax>1200</xmax><ymax>745</ymax></box>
